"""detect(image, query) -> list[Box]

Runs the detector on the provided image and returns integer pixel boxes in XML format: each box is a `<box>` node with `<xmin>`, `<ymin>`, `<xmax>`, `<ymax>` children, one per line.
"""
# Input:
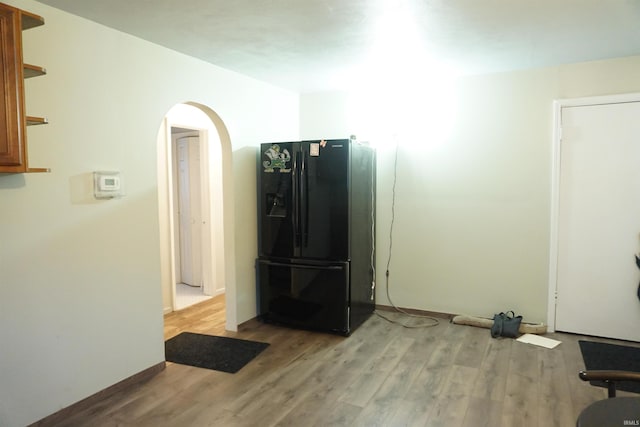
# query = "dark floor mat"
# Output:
<box><xmin>579</xmin><ymin>340</ymin><xmax>640</xmax><ymax>394</ymax></box>
<box><xmin>165</xmin><ymin>332</ymin><xmax>269</xmax><ymax>373</ymax></box>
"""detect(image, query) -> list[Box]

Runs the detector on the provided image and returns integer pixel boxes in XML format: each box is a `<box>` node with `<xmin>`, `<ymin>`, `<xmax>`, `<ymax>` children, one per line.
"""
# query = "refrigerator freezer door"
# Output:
<box><xmin>300</xmin><ymin>139</ymin><xmax>349</xmax><ymax>260</ymax></box>
<box><xmin>259</xmin><ymin>142</ymin><xmax>298</xmax><ymax>258</ymax></box>
<box><xmin>256</xmin><ymin>259</ymin><xmax>350</xmax><ymax>334</ymax></box>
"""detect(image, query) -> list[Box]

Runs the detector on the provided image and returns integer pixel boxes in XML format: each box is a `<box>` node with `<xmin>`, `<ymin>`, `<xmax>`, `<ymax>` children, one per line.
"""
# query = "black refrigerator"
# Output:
<box><xmin>256</xmin><ymin>138</ymin><xmax>376</xmax><ymax>335</ymax></box>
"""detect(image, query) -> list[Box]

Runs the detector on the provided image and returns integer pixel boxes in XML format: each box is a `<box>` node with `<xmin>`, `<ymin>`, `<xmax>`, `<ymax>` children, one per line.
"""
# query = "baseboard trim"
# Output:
<box><xmin>237</xmin><ymin>308</ymin><xmax>454</xmax><ymax>330</ymax></box>
<box><xmin>238</xmin><ymin>316</ymin><xmax>261</xmax><ymax>331</ymax></box>
<box><xmin>30</xmin><ymin>361</ymin><xmax>166</xmax><ymax>427</ymax></box>
<box><xmin>375</xmin><ymin>304</ymin><xmax>456</xmax><ymax>320</ymax></box>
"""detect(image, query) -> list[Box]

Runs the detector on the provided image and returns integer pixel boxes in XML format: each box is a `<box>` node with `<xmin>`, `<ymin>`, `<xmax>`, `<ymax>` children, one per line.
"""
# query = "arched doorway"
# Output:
<box><xmin>156</xmin><ymin>102</ymin><xmax>237</xmax><ymax>331</ymax></box>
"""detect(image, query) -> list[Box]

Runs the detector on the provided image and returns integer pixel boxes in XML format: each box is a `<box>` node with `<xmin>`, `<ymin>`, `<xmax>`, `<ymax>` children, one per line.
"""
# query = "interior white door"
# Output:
<box><xmin>177</xmin><ymin>139</ymin><xmax>193</xmax><ymax>285</ymax></box>
<box><xmin>188</xmin><ymin>137</ymin><xmax>203</xmax><ymax>288</ymax></box>
<box><xmin>177</xmin><ymin>137</ymin><xmax>203</xmax><ymax>287</ymax></box>
<box><xmin>555</xmin><ymin>101</ymin><xmax>640</xmax><ymax>341</ymax></box>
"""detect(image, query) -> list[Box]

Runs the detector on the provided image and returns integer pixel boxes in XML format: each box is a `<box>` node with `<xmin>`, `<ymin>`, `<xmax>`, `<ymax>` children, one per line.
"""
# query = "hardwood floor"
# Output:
<box><xmin>56</xmin><ymin>295</ymin><xmax>635</xmax><ymax>426</ymax></box>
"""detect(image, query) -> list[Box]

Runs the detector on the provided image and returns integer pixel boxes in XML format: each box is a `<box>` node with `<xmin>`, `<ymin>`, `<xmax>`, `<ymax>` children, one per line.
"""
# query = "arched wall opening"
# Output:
<box><xmin>156</xmin><ymin>102</ymin><xmax>237</xmax><ymax>331</ymax></box>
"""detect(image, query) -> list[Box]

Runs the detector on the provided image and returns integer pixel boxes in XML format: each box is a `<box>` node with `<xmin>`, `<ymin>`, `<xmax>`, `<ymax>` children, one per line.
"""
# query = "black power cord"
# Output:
<box><xmin>375</xmin><ymin>142</ymin><xmax>439</xmax><ymax>329</ymax></box>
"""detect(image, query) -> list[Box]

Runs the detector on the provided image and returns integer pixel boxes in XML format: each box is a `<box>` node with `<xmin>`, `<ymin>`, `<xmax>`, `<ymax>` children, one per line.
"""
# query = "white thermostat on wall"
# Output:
<box><xmin>93</xmin><ymin>171</ymin><xmax>123</xmax><ymax>199</ymax></box>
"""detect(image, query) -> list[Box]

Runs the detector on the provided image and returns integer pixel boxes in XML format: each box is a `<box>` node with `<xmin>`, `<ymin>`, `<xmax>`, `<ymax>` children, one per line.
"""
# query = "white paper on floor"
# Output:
<box><xmin>516</xmin><ymin>333</ymin><xmax>562</xmax><ymax>349</ymax></box>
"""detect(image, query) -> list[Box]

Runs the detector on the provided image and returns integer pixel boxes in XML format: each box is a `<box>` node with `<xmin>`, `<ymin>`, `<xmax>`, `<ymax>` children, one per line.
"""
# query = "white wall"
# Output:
<box><xmin>0</xmin><ymin>1</ymin><xmax>299</xmax><ymax>426</ymax></box>
<box><xmin>300</xmin><ymin>55</ymin><xmax>640</xmax><ymax>324</ymax></box>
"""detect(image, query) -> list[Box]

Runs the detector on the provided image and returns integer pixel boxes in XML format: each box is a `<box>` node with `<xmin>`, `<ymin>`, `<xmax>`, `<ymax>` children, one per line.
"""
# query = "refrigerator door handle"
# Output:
<box><xmin>292</xmin><ymin>148</ymin><xmax>301</xmax><ymax>249</ymax></box>
<box><xmin>261</xmin><ymin>260</ymin><xmax>345</xmax><ymax>270</ymax></box>
<box><xmin>301</xmin><ymin>149</ymin><xmax>309</xmax><ymax>247</ymax></box>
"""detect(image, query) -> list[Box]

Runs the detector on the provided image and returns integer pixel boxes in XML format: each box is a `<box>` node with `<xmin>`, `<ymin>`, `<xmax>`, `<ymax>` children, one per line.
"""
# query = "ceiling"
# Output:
<box><xmin>35</xmin><ymin>0</ymin><xmax>640</xmax><ymax>93</ymax></box>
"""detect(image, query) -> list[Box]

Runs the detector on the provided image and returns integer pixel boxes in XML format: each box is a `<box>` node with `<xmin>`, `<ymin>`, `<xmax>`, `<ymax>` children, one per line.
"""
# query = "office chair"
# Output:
<box><xmin>576</xmin><ymin>370</ymin><xmax>640</xmax><ymax>426</ymax></box>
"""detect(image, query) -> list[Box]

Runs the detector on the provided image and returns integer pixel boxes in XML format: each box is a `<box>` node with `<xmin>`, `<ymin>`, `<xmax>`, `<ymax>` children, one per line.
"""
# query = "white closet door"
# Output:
<box><xmin>556</xmin><ymin>101</ymin><xmax>640</xmax><ymax>341</ymax></box>
<box><xmin>177</xmin><ymin>137</ymin><xmax>203</xmax><ymax>287</ymax></box>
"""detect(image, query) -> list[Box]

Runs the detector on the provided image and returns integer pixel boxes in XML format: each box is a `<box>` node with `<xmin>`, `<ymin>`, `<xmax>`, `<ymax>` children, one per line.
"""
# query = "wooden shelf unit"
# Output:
<box><xmin>0</xmin><ymin>3</ymin><xmax>47</xmax><ymax>174</ymax></box>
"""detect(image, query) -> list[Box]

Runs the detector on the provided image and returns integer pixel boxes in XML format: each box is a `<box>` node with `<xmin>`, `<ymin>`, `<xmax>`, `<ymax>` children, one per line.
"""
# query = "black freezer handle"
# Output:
<box><xmin>292</xmin><ymin>148</ymin><xmax>301</xmax><ymax>248</ymax></box>
<box><xmin>301</xmin><ymin>149</ymin><xmax>309</xmax><ymax>247</ymax></box>
<box><xmin>260</xmin><ymin>260</ymin><xmax>344</xmax><ymax>271</ymax></box>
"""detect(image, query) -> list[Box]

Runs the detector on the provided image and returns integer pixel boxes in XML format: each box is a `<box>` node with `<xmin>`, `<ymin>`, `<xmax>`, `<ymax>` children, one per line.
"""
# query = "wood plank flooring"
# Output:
<box><xmin>55</xmin><ymin>295</ymin><xmax>637</xmax><ymax>426</ymax></box>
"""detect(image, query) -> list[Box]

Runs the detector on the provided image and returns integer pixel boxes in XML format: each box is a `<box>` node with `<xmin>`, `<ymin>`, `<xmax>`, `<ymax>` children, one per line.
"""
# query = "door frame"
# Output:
<box><xmin>547</xmin><ymin>92</ymin><xmax>640</xmax><ymax>332</ymax></box>
<box><xmin>157</xmin><ymin>102</ymin><xmax>238</xmax><ymax>331</ymax></box>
